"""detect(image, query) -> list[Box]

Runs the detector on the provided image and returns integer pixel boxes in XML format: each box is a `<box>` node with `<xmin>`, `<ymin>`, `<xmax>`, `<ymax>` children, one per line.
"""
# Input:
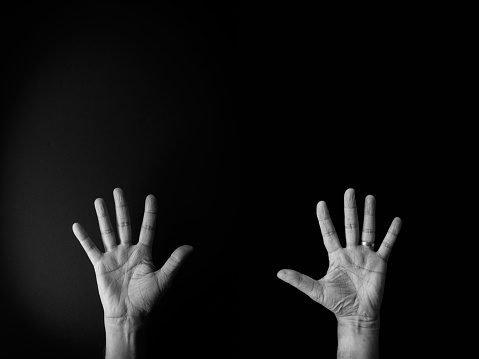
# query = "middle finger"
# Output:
<box><xmin>113</xmin><ymin>188</ymin><xmax>132</xmax><ymax>245</ymax></box>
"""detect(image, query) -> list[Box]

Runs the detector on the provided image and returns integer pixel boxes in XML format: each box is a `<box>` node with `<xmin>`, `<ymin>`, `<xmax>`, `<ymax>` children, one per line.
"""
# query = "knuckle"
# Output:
<box><xmin>170</xmin><ymin>255</ymin><xmax>180</xmax><ymax>266</ymax></box>
<box><xmin>296</xmin><ymin>273</ymin><xmax>303</xmax><ymax>288</ymax></box>
<box><xmin>388</xmin><ymin>228</ymin><xmax>399</xmax><ymax>236</ymax></box>
<box><xmin>382</xmin><ymin>241</ymin><xmax>394</xmax><ymax>249</ymax></box>
<box><xmin>141</xmin><ymin>224</ymin><xmax>155</xmax><ymax>231</ymax></box>
<box><xmin>323</xmin><ymin>229</ymin><xmax>336</xmax><ymax>238</ymax></box>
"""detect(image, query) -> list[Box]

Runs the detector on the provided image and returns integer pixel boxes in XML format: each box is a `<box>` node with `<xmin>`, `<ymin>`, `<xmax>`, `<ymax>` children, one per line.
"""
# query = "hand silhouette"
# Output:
<box><xmin>277</xmin><ymin>189</ymin><xmax>401</xmax><ymax>322</ymax></box>
<box><xmin>73</xmin><ymin>188</ymin><xmax>193</xmax><ymax>319</ymax></box>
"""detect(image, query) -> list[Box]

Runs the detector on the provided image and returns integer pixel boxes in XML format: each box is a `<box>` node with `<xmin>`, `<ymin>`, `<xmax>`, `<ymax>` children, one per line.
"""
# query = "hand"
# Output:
<box><xmin>73</xmin><ymin>188</ymin><xmax>193</xmax><ymax>319</ymax></box>
<box><xmin>277</xmin><ymin>188</ymin><xmax>402</xmax><ymax>322</ymax></box>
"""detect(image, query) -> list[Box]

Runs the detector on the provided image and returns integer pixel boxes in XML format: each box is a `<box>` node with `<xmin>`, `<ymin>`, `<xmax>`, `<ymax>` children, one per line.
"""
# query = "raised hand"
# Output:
<box><xmin>73</xmin><ymin>188</ymin><xmax>193</xmax><ymax>320</ymax></box>
<box><xmin>277</xmin><ymin>188</ymin><xmax>401</xmax><ymax>322</ymax></box>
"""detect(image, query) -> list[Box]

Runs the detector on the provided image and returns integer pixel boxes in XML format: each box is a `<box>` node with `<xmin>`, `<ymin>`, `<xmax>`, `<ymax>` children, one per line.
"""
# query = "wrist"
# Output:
<box><xmin>105</xmin><ymin>315</ymin><xmax>147</xmax><ymax>333</ymax></box>
<box><xmin>337</xmin><ymin>315</ymin><xmax>380</xmax><ymax>334</ymax></box>
<box><xmin>336</xmin><ymin>316</ymin><xmax>380</xmax><ymax>359</ymax></box>
<box><xmin>104</xmin><ymin>316</ymin><xmax>147</xmax><ymax>359</ymax></box>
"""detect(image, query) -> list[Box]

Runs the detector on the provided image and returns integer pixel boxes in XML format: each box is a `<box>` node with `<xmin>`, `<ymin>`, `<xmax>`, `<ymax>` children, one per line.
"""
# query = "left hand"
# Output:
<box><xmin>73</xmin><ymin>188</ymin><xmax>193</xmax><ymax>319</ymax></box>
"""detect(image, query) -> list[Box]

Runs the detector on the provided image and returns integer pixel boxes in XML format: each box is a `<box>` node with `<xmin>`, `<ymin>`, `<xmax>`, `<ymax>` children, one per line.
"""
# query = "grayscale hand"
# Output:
<box><xmin>73</xmin><ymin>188</ymin><xmax>193</xmax><ymax>319</ymax></box>
<box><xmin>277</xmin><ymin>188</ymin><xmax>402</xmax><ymax>322</ymax></box>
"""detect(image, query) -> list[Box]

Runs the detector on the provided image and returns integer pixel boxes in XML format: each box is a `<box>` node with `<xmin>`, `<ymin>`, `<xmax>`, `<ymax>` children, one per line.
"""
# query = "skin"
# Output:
<box><xmin>277</xmin><ymin>188</ymin><xmax>402</xmax><ymax>358</ymax></box>
<box><xmin>72</xmin><ymin>188</ymin><xmax>193</xmax><ymax>358</ymax></box>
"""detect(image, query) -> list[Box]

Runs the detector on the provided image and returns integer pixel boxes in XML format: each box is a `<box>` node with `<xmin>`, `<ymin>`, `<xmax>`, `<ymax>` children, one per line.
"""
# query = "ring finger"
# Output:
<box><xmin>361</xmin><ymin>195</ymin><xmax>376</xmax><ymax>247</ymax></box>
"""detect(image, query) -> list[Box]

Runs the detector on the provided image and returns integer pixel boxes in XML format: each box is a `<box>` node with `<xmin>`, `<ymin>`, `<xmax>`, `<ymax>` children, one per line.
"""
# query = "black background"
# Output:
<box><xmin>0</xmin><ymin>1</ymin><xmax>238</xmax><ymax>358</ymax></box>
<box><xmin>0</xmin><ymin>2</ymin><xmax>472</xmax><ymax>358</ymax></box>
<box><xmin>238</xmin><ymin>4</ymin><xmax>471</xmax><ymax>358</ymax></box>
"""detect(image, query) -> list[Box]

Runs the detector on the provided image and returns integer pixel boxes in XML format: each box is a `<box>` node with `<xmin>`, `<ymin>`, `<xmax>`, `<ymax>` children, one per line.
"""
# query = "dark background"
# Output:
<box><xmin>238</xmin><ymin>4</ymin><xmax>471</xmax><ymax>358</ymax></box>
<box><xmin>0</xmin><ymin>2</ymin><xmax>472</xmax><ymax>358</ymax></box>
<box><xmin>0</xmin><ymin>1</ymin><xmax>238</xmax><ymax>358</ymax></box>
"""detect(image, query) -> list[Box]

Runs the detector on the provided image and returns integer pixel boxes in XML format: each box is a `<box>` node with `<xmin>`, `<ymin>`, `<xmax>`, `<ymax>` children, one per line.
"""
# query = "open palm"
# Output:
<box><xmin>73</xmin><ymin>188</ymin><xmax>193</xmax><ymax>319</ymax></box>
<box><xmin>315</xmin><ymin>246</ymin><xmax>387</xmax><ymax>320</ymax></box>
<box><xmin>278</xmin><ymin>189</ymin><xmax>401</xmax><ymax>321</ymax></box>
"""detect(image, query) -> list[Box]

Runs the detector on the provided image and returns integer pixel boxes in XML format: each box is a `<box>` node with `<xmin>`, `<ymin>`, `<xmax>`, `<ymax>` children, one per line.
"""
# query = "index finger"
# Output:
<box><xmin>72</xmin><ymin>223</ymin><xmax>102</xmax><ymax>264</ymax></box>
<box><xmin>377</xmin><ymin>217</ymin><xmax>402</xmax><ymax>261</ymax></box>
<box><xmin>138</xmin><ymin>194</ymin><xmax>158</xmax><ymax>248</ymax></box>
<box><xmin>317</xmin><ymin>201</ymin><xmax>342</xmax><ymax>253</ymax></box>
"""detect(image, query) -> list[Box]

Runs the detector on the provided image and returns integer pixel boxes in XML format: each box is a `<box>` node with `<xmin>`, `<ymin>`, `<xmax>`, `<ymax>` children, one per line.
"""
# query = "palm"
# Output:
<box><xmin>278</xmin><ymin>189</ymin><xmax>401</xmax><ymax>322</ymax></box>
<box><xmin>95</xmin><ymin>244</ymin><xmax>165</xmax><ymax>318</ymax></box>
<box><xmin>73</xmin><ymin>188</ymin><xmax>193</xmax><ymax>319</ymax></box>
<box><xmin>318</xmin><ymin>247</ymin><xmax>386</xmax><ymax>319</ymax></box>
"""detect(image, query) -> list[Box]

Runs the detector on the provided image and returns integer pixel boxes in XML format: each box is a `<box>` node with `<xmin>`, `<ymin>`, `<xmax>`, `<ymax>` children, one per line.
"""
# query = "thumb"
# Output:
<box><xmin>277</xmin><ymin>269</ymin><xmax>323</xmax><ymax>302</ymax></box>
<box><xmin>156</xmin><ymin>245</ymin><xmax>194</xmax><ymax>288</ymax></box>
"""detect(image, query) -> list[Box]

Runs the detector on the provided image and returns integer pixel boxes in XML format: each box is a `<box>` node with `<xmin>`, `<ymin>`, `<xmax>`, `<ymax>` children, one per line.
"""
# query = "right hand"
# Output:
<box><xmin>277</xmin><ymin>189</ymin><xmax>402</xmax><ymax>322</ymax></box>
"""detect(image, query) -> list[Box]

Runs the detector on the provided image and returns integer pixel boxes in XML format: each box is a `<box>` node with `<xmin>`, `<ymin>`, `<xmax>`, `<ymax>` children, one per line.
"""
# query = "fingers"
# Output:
<box><xmin>317</xmin><ymin>201</ymin><xmax>342</xmax><ymax>253</ymax></box>
<box><xmin>94</xmin><ymin>198</ymin><xmax>117</xmax><ymax>251</ymax></box>
<box><xmin>377</xmin><ymin>217</ymin><xmax>402</xmax><ymax>261</ymax></box>
<box><xmin>138</xmin><ymin>195</ymin><xmax>158</xmax><ymax>248</ymax></box>
<box><xmin>361</xmin><ymin>195</ymin><xmax>376</xmax><ymax>245</ymax></box>
<box><xmin>72</xmin><ymin>223</ymin><xmax>102</xmax><ymax>264</ymax></box>
<box><xmin>156</xmin><ymin>245</ymin><xmax>194</xmax><ymax>287</ymax></box>
<box><xmin>344</xmin><ymin>188</ymin><xmax>359</xmax><ymax>247</ymax></box>
<box><xmin>277</xmin><ymin>269</ymin><xmax>323</xmax><ymax>303</ymax></box>
<box><xmin>113</xmin><ymin>188</ymin><xmax>132</xmax><ymax>245</ymax></box>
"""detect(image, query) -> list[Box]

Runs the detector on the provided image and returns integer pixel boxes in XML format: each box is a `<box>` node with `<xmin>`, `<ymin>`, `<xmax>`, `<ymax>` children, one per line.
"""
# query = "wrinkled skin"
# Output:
<box><xmin>278</xmin><ymin>188</ymin><xmax>401</xmax><ymax>322</ymax></box>
<box><xmin>94</xmin><ymin>242</ymin><xmax>175</xmax><ymax>318</ymax></box>
<box><xmin>73</xmin><ymin>188</ymin><xmax>193</xmax><ymax>319</ymax></box>
<box><xmin>315</xmin><ymin>246</ymin><xmax>386</xmax><ymax>320</ymax></box>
